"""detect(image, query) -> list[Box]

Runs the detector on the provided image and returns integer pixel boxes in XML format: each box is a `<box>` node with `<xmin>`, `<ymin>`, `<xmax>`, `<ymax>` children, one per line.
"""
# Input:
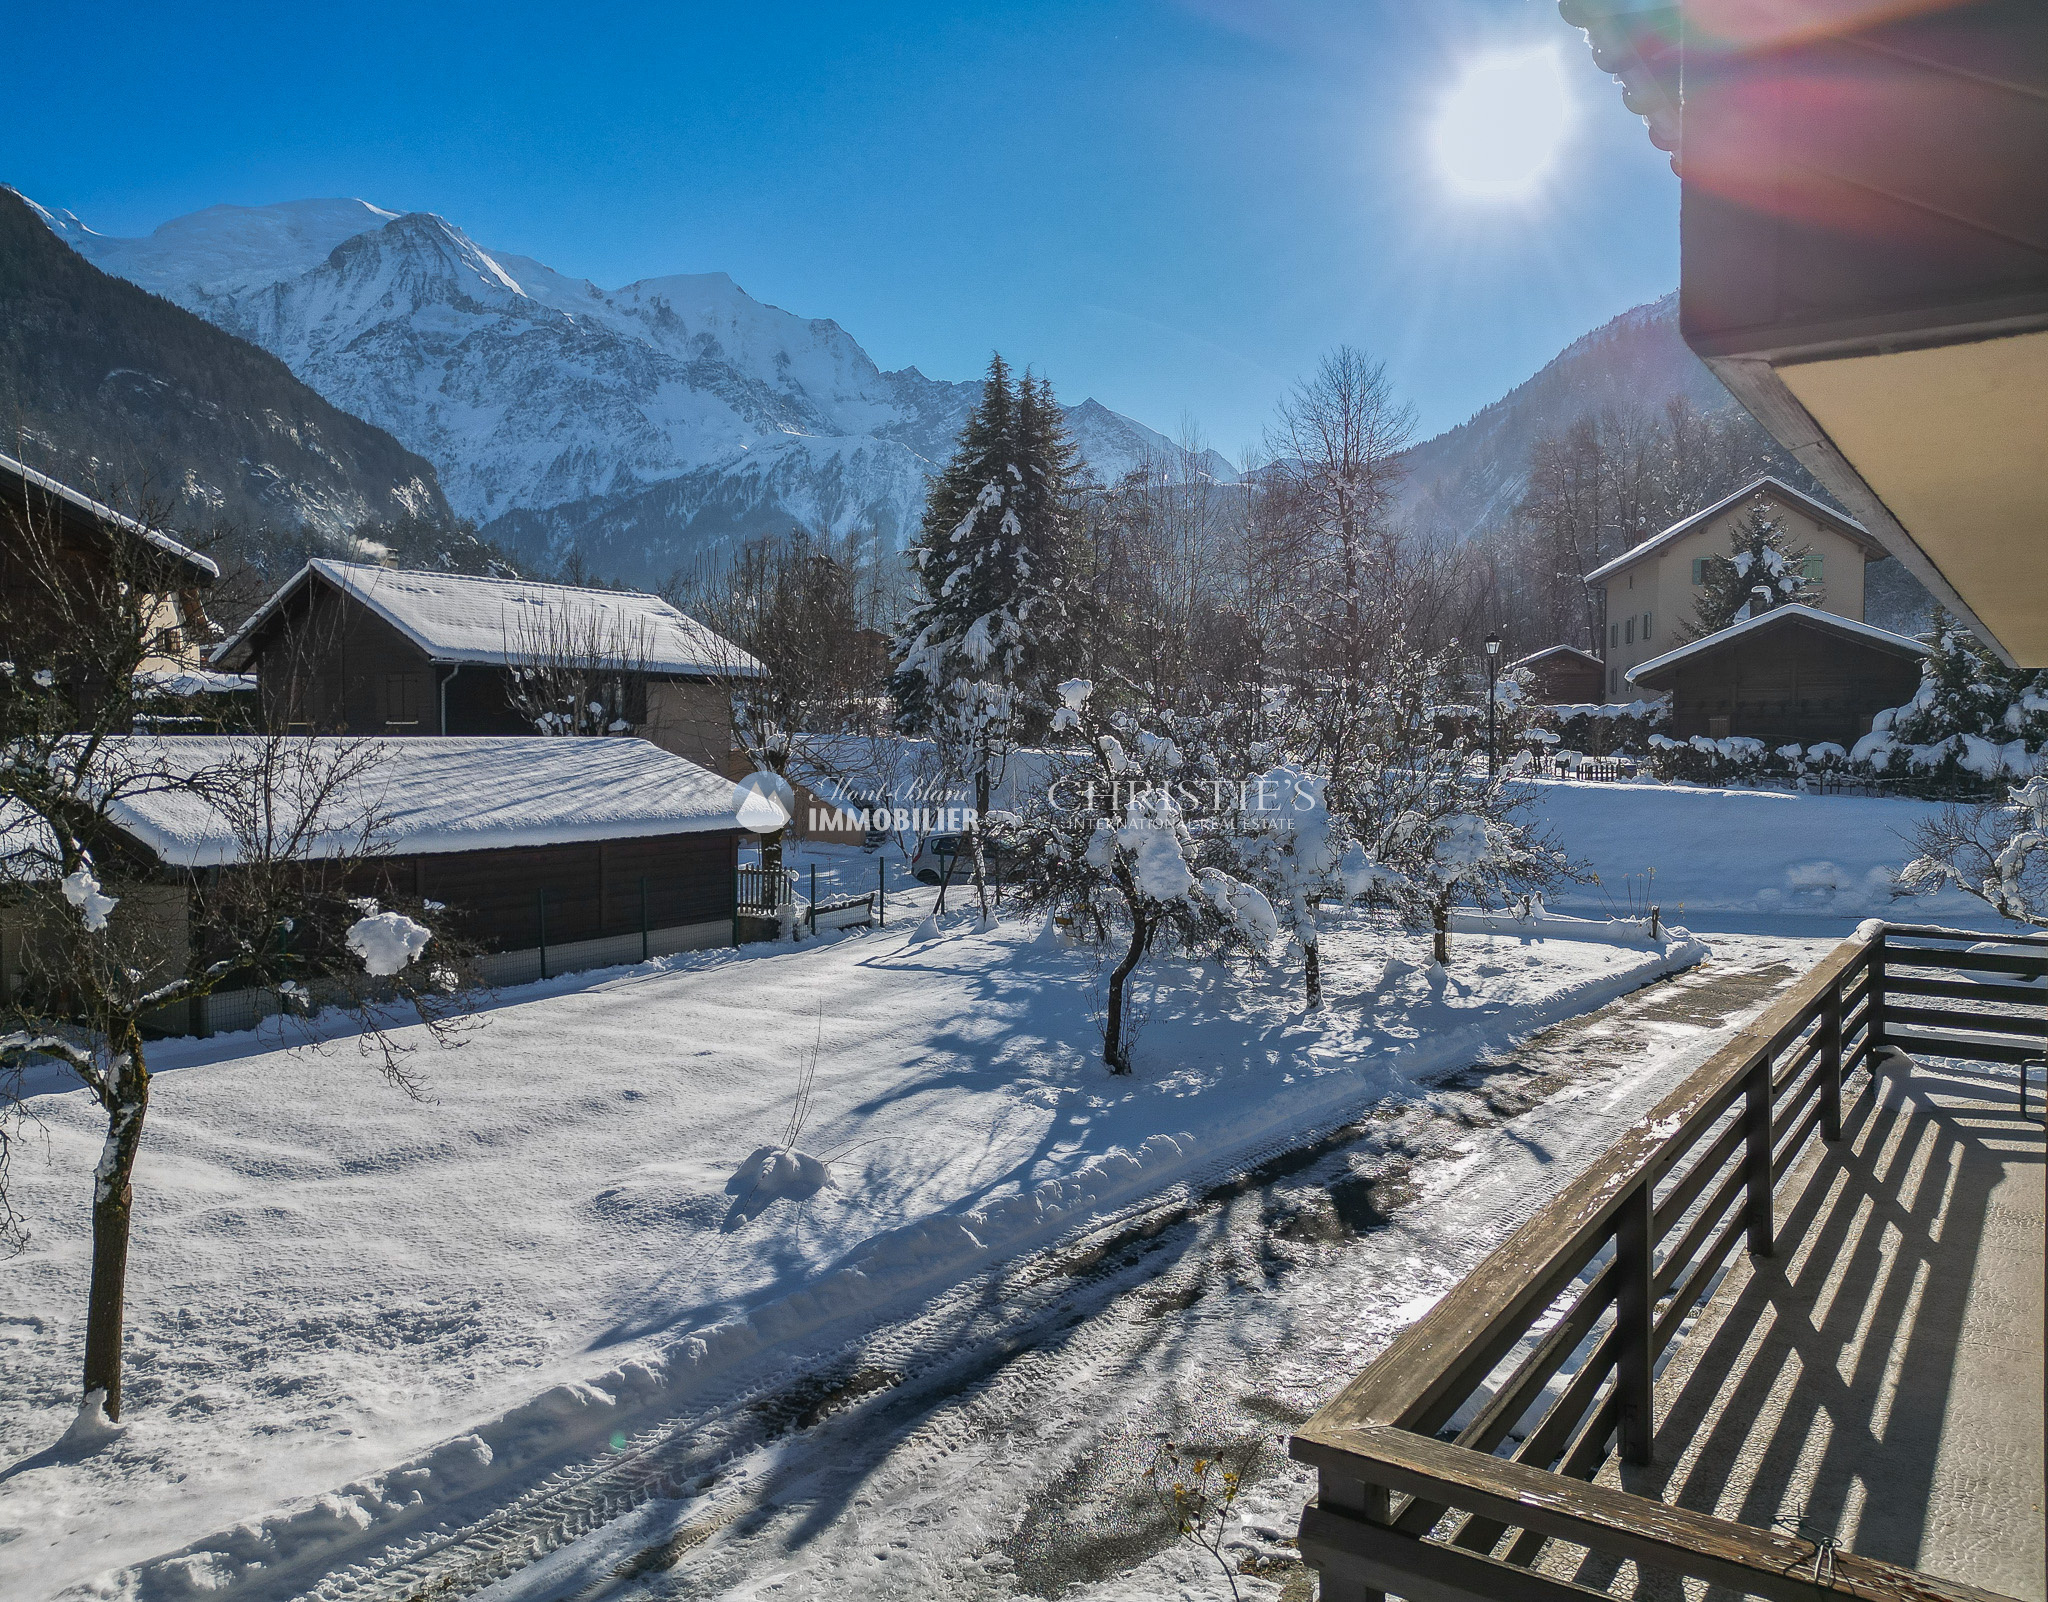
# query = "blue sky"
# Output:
<box><xmin>5</xmin><ymin>0</ymin><xmax>1677</xmax><ymax>454</ymax></box>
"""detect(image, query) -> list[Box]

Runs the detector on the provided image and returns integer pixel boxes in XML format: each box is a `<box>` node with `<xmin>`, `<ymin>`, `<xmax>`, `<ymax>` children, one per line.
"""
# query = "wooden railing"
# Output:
<box><xmin>1292</xmin><ymin>920</ymin><xmax>2046</xmax><ymax>1602</ymax></box>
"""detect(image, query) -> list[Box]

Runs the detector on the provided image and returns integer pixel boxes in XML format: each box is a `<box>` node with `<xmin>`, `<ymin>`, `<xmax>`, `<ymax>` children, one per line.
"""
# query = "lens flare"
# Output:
<box><xmin>1432</xmin><ymin>46</ymin><xmax>1574</xmax><ymax>200</ymax></box>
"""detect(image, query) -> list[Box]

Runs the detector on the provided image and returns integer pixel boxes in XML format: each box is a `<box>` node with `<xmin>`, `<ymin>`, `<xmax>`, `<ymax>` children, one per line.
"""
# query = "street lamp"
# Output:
<box><xmin>1484</xmin><ymin>632</ymin><xmax>1502</xmax><ymax>779</ymax></box>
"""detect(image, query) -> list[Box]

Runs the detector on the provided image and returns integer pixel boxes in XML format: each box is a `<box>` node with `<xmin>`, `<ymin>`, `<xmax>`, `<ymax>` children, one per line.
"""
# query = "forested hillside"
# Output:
<box><xmin>0</xmin><ymin>188</ymin><xmax>449</xmax><ymax>540</ymax></box>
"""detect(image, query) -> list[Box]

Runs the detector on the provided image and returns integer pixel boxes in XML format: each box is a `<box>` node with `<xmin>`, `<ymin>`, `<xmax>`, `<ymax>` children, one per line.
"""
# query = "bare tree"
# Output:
<box><xmin>1265</xmin><ymin>347</ymin><xmax>1417</xmax><ymax>810</ymax></box>
<box><xmin>0</xmin><ymin>484</ymin><xmax>466</xmax><ymax>1428</ymax></box>
<box><xmin>503</xmin><ymin>601</ymin><xmax>661</xmax><ymax>736</ymax></box>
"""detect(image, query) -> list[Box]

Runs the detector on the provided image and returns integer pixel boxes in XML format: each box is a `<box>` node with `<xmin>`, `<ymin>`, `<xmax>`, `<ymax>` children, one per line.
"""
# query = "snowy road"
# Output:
<box><xmin>323</xmin><ymin>932</ymin><xmax>1829</xmax><ymax>1602</ymax></box>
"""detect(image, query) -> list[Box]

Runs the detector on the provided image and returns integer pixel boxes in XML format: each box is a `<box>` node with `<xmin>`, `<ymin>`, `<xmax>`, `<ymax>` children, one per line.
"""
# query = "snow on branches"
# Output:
<box><xmin>1013</xmin><ymin>679</ymin><xmax>1275</xmax><ymax>1071</ymax></box>
<box><xmin>1898</xmin><ymin>774</ymin><xmax>2048</xmax><ymax>928</ymax></box>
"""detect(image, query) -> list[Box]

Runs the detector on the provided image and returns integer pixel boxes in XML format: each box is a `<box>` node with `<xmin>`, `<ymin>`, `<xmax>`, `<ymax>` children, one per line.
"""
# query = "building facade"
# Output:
<box><xmin>213</xmin><ymin>561</ymin><xmax>760</xmax><ymax>769</ymax></box>
<box><xmin>1582</xmin><ymin>477</ymin><xmax>1889</xmax><ymax>701</ymax></box>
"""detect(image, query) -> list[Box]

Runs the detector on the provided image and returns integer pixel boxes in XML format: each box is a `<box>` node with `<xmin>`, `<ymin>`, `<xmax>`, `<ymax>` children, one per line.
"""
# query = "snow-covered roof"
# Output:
<box><xmin>1508</xmin><ymin>644</ymin><xmax>1604</xmax><ymax>672</ymax></box>
<box><xmin>213</xmin><ymin>560</ymin><xmax>763</xmax><ymax>678</ymax></box>
<box><xmin>1625</xmin><ymin>604</ymin><xmax>1931</xmax><ymax>687</ymax></box>
<box><xmin>91</xmin><ymin>735</ymin><xmax>742</xmax><ymax>867</ymax></box>
<box><xmin>0</xmin><ymin>451</ymin><xmax>219</xmax><ymax>581</ymax></box>
<box><xmin>1582</xmin><ymin>477</ymin><xmax>1880</xmax><ymax>586</ymax></box>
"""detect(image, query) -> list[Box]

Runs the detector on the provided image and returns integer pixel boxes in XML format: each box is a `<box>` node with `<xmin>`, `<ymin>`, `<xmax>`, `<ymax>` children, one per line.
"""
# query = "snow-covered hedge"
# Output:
<box><xmin>1528</xmin><ymin>699</ymin><xmax>1667</xmax><ymax>758</ymax></box>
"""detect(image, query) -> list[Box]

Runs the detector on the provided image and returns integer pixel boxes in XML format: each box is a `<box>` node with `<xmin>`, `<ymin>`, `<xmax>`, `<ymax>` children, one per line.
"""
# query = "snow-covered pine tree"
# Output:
<box><xmin>1682</xmin><ymin>498</ymin><xmax>1818</xmax><ymax>639</ymax></box>
<box><xmin>891</xmin><ymin>356</ymin><xmax>1077</xmax><ymax>910</ymax></box>
<box><xmin>1887</xmin><ymin>609</ymin><xmax>2048</xmax><ymax>753</ymax></box>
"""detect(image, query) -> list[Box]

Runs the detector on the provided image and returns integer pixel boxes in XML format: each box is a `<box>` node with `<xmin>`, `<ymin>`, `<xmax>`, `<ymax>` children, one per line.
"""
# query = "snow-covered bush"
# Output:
<box><xmin>1232</xmin><ymin>762</ymin><xmax>1399</xmax><ymax>1006</ymax></box>
<box><xmin>1308</xmin><ymin>638</ymin><xmax>1578</xmax><ymax>964</ymax></box>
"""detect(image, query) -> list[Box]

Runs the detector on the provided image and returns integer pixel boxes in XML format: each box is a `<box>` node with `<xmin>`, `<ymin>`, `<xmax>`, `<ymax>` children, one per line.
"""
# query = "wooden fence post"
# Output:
<box><xmin>1321</xmin><ymin>1478</ymin><xmax>1392</xmax><ymax>1602</ymax></box>
<box><xmin>1745</xmin><ymin>1058</ymin><xmax>1774</xmax><ymax>1257</ymax></box>
<box><xmin>878</xmin><ymin>854</ymin><xmax>885</xmax><ymax>927</ymax></box>
<box><xmin>1821</xmin><ymin>986</ymin><xmax>1844</xmax><ymax>1143</ymax></box>
<box><xmin>1616</xmin><ymin>1179</ymin><xmax>1657</xmax><ymax>1465</ymax></box>
<box><xmin>1866</xmin><ymin>927</ymin><xmax>1887</xmax><ymax>1060</ymax></box>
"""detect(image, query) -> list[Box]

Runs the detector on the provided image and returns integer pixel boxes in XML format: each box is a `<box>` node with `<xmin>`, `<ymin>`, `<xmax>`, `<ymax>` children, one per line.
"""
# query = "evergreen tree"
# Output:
<box><xmin>1683</xmin><ymin>498</ymin><xmax>1817</xmax><ymax>639</ymax></box>
<box><xmin>891</xmin><ymin>355</ymin><xmax>1078</xmax><ymax>907</ymax></box>
<box><xmin>1888</xmin><ymin>609</ymin><xmax>2048</xmax><ymax>751</ymax></box>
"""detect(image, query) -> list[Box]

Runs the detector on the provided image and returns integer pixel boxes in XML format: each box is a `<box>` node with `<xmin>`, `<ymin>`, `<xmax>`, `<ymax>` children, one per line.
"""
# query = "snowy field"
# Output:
<box><xmin>1513</xmin><ymin>779</ymin><xmax>1997</xmax><ymax>929</ymax></box>
<box><xmin>0</xmin><ymin>876</ymin><xmax>1704</xmax><ymax>1602</ymax></box>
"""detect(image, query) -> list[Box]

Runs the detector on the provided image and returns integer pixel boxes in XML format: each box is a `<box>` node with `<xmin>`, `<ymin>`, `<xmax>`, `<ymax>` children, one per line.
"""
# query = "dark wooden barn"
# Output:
<box><xmin>212</xmin><ymin>560</ymin><xmax>760</xmax><ymax>768</ymax></box>
<box><xmin>0</xmin><ymin>450</ymin><xmax>220</xmax><ymax>669</ymax></box>
<box><xmin>76</xmin><ymin>735</ymin><xmax>745</xmax><ymax>1027</ymax></box>
<box><xmin>1626</xmin><ymin>605</ymin><xmax>1929</xmax><ymax>747</ymax></box>
<box><xmin>1508</xmin><ymin>645</ymin><xmax>1607</xmax><ymax>706</ymax></box>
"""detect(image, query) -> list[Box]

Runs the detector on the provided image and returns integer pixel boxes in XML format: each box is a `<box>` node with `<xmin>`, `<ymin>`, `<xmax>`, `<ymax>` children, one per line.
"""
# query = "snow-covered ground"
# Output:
<box><xmin>0</xmin><ymin>874</ymin><xmax>1702</xmax><ymax>1602</ymax></box>
<box><xmin>1513</xmin><ymin>779</ymin><xmax>1996</xmax><ymax>929</ymax></box>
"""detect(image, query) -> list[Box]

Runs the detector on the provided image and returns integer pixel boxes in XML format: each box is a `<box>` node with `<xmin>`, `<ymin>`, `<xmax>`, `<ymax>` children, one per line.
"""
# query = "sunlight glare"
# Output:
<box><xmin>1431</xmin><ymin>47</ymin><xmax>1573</xmax><ymax>200</ymax></box>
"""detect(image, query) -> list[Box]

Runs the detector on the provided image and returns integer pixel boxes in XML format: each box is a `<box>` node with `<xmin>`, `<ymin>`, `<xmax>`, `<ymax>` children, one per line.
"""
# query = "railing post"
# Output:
<box><xmin>1821</xmin><ymin>984</ymin><xmax>1844</xmax><ymax>1143</ymax></box>
<box><xmin>1616</xmin><ymin>1179</ymin><xmax>1657</xmax><ymax>1465</ymax></box>
<box><xmin>1866</xmin><ymin>926</ymin><xmax>1888</xmax><ymax>1060</ymax></box>
<box><xmin>1745</xmin><ymin>1058</ymin><xmax>1774</xmax><ymax>1257</ymax></box>
<box><xmin>1318</xmin><ymin>1476</ymin><xmax>1391</xmax><ymax>1602</ymax></box>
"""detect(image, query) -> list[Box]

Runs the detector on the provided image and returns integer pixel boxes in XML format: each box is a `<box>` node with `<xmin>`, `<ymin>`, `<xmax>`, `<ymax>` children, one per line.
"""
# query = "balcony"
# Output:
<box><xmin>1292</xmin><ymin>922</ymin><xmax>2045</xmax><ymax>1602</ymax></box>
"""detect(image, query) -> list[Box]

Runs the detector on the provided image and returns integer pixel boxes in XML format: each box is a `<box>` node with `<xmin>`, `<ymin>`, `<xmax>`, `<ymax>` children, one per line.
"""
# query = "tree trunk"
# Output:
<box><xmin>1433</xmin><ymin>903</ymin><xmax>1450</xmax><ymax>966</ymax></box>
<box><xmin>1103</xmin><ymin>908</ymin><xmax>1146</xmax><ymax>1074</ymax></box>
<box><xmin>1304</xmin><ymin>938</ymin><xmax>1322</xmax><ymax>1009</ymax></box>
<box><xmin>84</xmin><ymin>1036</ymin><xmax>149</xmax><ymax>1420</ymax></box>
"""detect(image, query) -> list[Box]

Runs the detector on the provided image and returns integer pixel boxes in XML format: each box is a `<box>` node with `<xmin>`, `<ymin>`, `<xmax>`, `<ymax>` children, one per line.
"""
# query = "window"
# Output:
<box><xmin>383</xmin><ymin>671</ymin><xmax>425</xmax><ymax>728</ymax></box>
<box><xmin>1802</xmin><ymin>554</ymin><xmax>1823</xmax><ymax>581</ymax></box>
<box><xmin>1609</xmin><ymin>621</ymin><xmax>1619</xmax><ymax>648</ymax></box>
<box><xmin>1609</xmin><ymin>666</ymin><xmax>1619</xmax><ymax>695</ymax></box>
<box><xmin>1692</xmin><ymin>557</ymin><xmax>1707</xmax><ymax>585</ymax></box>
<box><xmin>1624</xmin><ymin>616</ymin><xmax>1634</xmax><ymax>645</ymax></box>
<box><xmin>1643</xmin><ymin>611</ymin><xmax>1653</xmax><ymax>640</ymax></box>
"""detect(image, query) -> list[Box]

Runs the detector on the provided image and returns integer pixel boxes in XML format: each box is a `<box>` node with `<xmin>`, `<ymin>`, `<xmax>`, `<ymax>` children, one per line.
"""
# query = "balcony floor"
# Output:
<box><xmin>1556</xmin><ymin>1053</ymin><xmax>2045</xmax><ymax>1600</ymax></box>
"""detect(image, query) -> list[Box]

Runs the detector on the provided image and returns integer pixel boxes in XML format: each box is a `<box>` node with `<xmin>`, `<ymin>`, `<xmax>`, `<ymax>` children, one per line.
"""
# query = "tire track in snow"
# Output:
<box><xmin>291</xmin><ymin>937</ymin><xmax>1818</xmax><ymax>1602</ymax></box>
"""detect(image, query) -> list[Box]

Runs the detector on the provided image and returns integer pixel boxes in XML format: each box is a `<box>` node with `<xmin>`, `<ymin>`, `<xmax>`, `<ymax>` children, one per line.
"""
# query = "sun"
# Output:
<box><xmin>1431</xmin><ymin>46</ymin><xmax>1574</xmax><ymax>200</ymax></box>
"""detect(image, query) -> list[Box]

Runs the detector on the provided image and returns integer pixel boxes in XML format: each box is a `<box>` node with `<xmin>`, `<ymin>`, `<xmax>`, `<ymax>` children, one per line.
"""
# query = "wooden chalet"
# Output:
<box><xmin>212</xmin><ymin>561</ymin><xmax>762</xmax><ymax>768</ymax></box>
<box><xmin>1507</xmin><ymin>644</ymin><xmax>1607</xmax><ymax>706</ymax></box>
<box><xmin>0</xmin><ymin>450</ymin><xmax>221</xmax><ymax>674</ymax></box>
<box><xmin>1625</xmin><ymin>604</ymin><xmax>1928</xmax><ymax>746</ymax></box>
<box><xmin>1</xmin><ymin>734</ymin><xmax>746</xmax><ymax>1029</ymax></box>
<box><xmin>1582</xmin><ymin>477</ymin><xmax>1889</xmax><ymax>701</ymax></box>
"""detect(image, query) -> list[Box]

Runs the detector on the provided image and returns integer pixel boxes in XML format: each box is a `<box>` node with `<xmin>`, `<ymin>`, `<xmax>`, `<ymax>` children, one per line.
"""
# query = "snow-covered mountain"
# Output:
<box><xmin>3</xmin><ymin>190</ymin><xmax>448</xmax><ymax>538</ymax></box>
<box><xmin>1396</xmin><ymin>292</ymin><xmax>1734</xmax><ymax>537</ymax></box>
<box><xmin>39</xmin><ymin>198</ymin><xmax>1214</xmax><ymax>581</ymax></box>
